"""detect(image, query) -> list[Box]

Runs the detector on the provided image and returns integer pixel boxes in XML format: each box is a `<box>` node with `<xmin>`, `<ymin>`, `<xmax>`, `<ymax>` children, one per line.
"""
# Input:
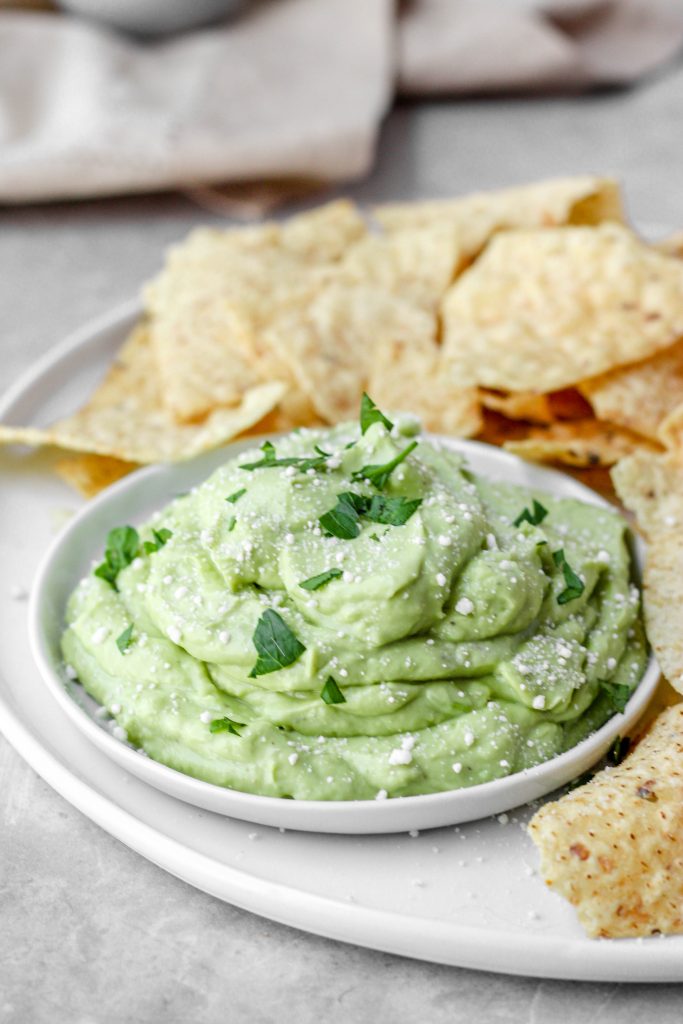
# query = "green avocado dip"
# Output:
<box><xmin>61</xmin><ymin>397</ymin><xmax>647</xmax><ymax>801</ymax></box>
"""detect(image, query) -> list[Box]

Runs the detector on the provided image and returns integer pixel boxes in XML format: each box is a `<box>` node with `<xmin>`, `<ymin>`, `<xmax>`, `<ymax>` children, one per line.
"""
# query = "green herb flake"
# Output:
<box><xmin>360</xmin><ymin>393</ymin><xmax>394</xmax><ymax>435</ymax></box>
<box><xmin>319</xmin><ymin>492</ymin><xmax>363</xmax><ymax>539</ymax></box>
<box><xmin>226</xmin><ymin>488</ymin><xmax>247</xmax><ymax>504</ymax></box>
<box><xmin>601</xmin><ymin>680</ymin><xmax>631</xmax><ymax>714</ymax></box>
<box><xmin>143</xmin><ymin>528</ymin><xmax>173</xmax><ymax>555</ymax></box>
<box><xmin>352</xmin><ymin>440</ymin><xmax>418</xmax><ymax>489</ymax></box>
<box><xmin>514</xmin><ymin>500</ymin><xmax>548</xmax><ymax>528</ymax></box>
<box><xmin>239</xmin><ymin>440</ymin><xmax>329</xmax><ymax>474</ymax></box>
<box><xmin>248</xmin><ymin>609</ymin><xmax>306</xmax><ymax>678</ymax></box>
<box><xmin>606</xmin><ymin>734</ymin><xmax>631</xmax><ymax>766</ymax></box>
<box><xmin>209</xmin><ymin>716</ymin><xmax>245</xmax><ymax>736</ymax></box>
<box><xmin>366</xmin><ymin>495</ymin><xmax>422</xmax><ymax>526</ymax></box>
<box><xmin>320</xmin><ymin>676</ymin><xmax>346</xmax><ymax>705</ymax></box>
<box><xmin>226</xmin><ymin>516</ymin><xmax>237</xmax><ymax>532</ymax></box>
<box><xmin>299</xmin><ymin>568</ymin><xmax>343</xmax><ymax>591</ymax></box>
<box><xmin>553</xmin><ymin>548</ymin><xmax>585</xmax><ymax>605</ymax></box>
<box><xmin>94</xmin><ymin>525</ymin><xmax>140</xmax><ymax>589</ymax></box>
<box><xmin>116</xmin><ymin>624</ymin><xmax>134</xmax><ymax>654</ymax></box>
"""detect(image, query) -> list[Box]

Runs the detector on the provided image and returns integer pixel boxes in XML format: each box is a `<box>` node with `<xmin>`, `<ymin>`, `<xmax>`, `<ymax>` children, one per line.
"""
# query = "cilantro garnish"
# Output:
<box><xmin>116</xmin><ymin>624</ymin><xmax>134</xmax><ymax>654</ymax></box>
<box><xmin>514</xmin><ymin>500</ymin><xmax>548</xmax><ymax>528</ymax></box>
<box><xmin>321</xmin><ymin>676</ymin><xmax>346</xmax><ymax>705</ymax></box>
<box><xmin>319</xmin><ymin>492</ymin><xmax>364</xmax><ymax>539</ymax></box>
<box><xmin>209</xmin><ymin>716</ymin><xmax>245</xmax><ymax>736</ymax></box>
<box><xmin>601</xmin><ymin>680</ymin><xmax>631</xmax><ymax>714</ymax></box>
<box><xmin>239</xmin><ymin>440</ymin><xmax>330</xmax><ymax>474</ymax></box>
<box><xmin>319</xmin><ymin>492</ymin><xmax>422</xmax><ymax>539</ymax></box>
<box><xmin>553</xmin><ymin>548</ymin><xmax>585</xmax><ymax>605</ymax></box>
<box><xmin>143</xmin><ymin>528</ymin><xmax>173</xmax><ymax>555</ymax></box>
<box><xmin>360</xmin><ymin>393</ymin><xmax>393</xmax><ymax>435</ymax></box>
<box><xmin>606</xmin><ymin>734</ymin><xmax>631</xmax><ymax>766</ymax></box>
<box><xmin>94</xmin><ymin>526</ymin><xmax>140</xmax><ymax>589</ymax></box>
<box><xmin>227</xmin><ymin>516</ymin><xmax>237</xmax><ymax>532</ymax></box>
<box><xmin>248</xmin><ymin>609</ymin><xmax>306</xmax><ymax>678</ymax></box>
<box><xmin>352</xmin><ymin>441</ymin><xmax>418</xmax><ymax>489</ymax></box>
<box><xmin>226</xmin><ymin>489</ymin><xmax>246</xmax><ymax>504</ymax></box>
<box><xmin>299</xmin><ymin>568</ymin><xmax>343</xmax><ymax>591</ymax></box>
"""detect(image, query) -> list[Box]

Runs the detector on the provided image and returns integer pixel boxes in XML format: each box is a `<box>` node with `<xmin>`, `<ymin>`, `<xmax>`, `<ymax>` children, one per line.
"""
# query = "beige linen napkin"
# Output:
<box><xmin>0</xmin><ymin>0</ymin><xmax>682</xmax><ymax>204</ymax></box>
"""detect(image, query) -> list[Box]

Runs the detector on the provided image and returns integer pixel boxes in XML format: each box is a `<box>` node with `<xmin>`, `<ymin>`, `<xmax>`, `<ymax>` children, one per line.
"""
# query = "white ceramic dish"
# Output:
<box><xmin>3</xmin><ymin>301</ymin><xmax>681</xmax><ymax>979</ymax></box>
<box><xmin>26</xmin><ymin>359</ymin><xmax>658</xmax><ymax>835</ymax></box>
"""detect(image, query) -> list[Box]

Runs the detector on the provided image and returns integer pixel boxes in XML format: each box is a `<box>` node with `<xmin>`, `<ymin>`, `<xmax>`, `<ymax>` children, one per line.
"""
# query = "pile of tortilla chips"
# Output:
<box><xmin>6</xmin><ymin>174</ymin><xmax>683</xmax><ymax>499</ymax></box>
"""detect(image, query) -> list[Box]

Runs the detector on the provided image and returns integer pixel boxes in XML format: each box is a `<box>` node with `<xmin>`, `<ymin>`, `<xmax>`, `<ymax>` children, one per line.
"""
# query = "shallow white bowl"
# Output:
<box><xmin>29</xmin><ymin>437</ymin><xmax>659</xmax><ymax>834</ymax></box>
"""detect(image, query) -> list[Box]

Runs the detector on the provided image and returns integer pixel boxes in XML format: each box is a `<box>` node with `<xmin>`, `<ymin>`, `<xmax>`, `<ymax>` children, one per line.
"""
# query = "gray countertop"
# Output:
<box><xmin>4</xmin><ymin>71</ymin><xmax>683</xmax><ymax>1022</ymax></box>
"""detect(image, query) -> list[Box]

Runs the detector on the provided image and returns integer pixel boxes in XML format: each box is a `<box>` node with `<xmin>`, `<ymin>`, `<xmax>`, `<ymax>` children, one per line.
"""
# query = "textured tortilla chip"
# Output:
<box><xmin>655</xmin><ymin>231</ymin><xmax>683</xmax><ymax>259</ymax></box>
<box><xmin>658</xmin><ymin>401</ymin><xmax>683</xmax><ymax>451</ymax></box>
<box><xmin>0</xmin><ymin>326</ymin><xmax>286</xmax><ymax>464</ymax></box>
<box><xmin>504</xmin><ymin>419</ymin><xmax>659</xmax><ymax>468</ymax></box>
<box><xmin>480</xmin><ymin>391</ymin><xmax>555</xmax><ymax>424</ymax></box>
<box><xmin>581</xmin><ymin>339</ymin><xmax>683</xmax><ymax>442</ymax></box>
<box><xmin>335</xmin><ymin>225</ymin><xmax>461</xmax><ymax>313</ymax></box>
<box><xmin>529</xmin><ymin>705</ymin><xmax>683</xmax><ymax>939</ymax></box>
<box><xmin>264</xmin><ymin>284</ymin><xmax>436</xmax><ymax>424</ymax></box>
<box><xmin>612</xmin><ymin>450</ymin><xmax>683</xmax><ymax>691</ymax></box>
<box><xmin>144</xmin><ymin>201</ymin><xmax>366</xmax><ymax>422</ymax></box>
<box><xmin>368</xmin><ymin>336</ymin><xmax>482</xmax><ymax>437</ymax></box>
<box><xmin>55</xmin><ymin>454</ymin><xmax>139</xmax><ymax>497</ymax></box>
<box><xmin>441</xmin><ymin>224</ymin><xmax>683</xmax><ymax>393</ymax></box>
<box><xmin>374</xmin><ymin>176</ymin><xmax>623</xmax><ymax>264</ymax></box>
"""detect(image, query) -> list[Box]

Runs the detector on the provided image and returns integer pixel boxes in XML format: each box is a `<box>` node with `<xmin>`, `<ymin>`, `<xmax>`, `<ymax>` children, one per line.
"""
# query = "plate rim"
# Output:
<box><xmin>2</xmin><ymin>300</ymin><xmax>681</xmax><ymax>981</ymax></box>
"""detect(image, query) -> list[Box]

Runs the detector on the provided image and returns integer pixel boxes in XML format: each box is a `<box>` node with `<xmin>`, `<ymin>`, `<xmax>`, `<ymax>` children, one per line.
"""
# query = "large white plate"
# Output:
<box><xmin>2</xmin><ymin>302</ymin><xmax>682</xmax><ymax>980</ymax></box>
<box><xmin>28</xmin><ymin>426</ymin><xmax>658</xmax><ymax>834</ymax></box>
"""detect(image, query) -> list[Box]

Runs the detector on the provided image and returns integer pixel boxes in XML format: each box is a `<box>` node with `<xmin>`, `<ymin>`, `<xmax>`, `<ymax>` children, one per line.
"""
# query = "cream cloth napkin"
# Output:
<box><xmin>1</xmin><ymin>0</ymin><xmax>682</xmax><ymax>203</ymax></box>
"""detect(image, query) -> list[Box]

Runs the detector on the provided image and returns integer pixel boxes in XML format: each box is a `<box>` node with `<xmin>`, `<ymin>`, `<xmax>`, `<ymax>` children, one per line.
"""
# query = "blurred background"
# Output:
<box><xmin>3</xmin><ymin>0</ymin><xmax>683</xmax><ymax>373</ymax></box>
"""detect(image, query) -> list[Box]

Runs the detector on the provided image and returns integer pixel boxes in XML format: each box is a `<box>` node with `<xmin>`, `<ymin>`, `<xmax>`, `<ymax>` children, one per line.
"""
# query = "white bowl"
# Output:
<box><xmin>28</xmin><ymin>437</ymin><xmax>659</xmax><ymax>834</ymax></box>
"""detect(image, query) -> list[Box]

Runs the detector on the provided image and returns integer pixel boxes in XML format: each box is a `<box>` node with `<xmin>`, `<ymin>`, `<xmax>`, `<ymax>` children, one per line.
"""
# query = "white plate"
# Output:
<box><xmin>2</xmin><ymin>302</ymin><xmax>682</xmax><ymax>980</ymax></box>
<box><xmin>28</xmin><ymin>429</ymin><xmax>658</xmax><ymax>834</ymax></box>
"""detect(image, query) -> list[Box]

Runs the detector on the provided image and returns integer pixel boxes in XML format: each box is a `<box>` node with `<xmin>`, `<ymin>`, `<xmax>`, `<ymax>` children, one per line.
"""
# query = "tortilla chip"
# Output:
<box><xmin>655</xmin><ymin>231</ymin><xmax>683</xmax><ymax>259</ymax></box>
<box><xmin>504</xmin><ymin>419</ymin><xmax>659</xmax><ymax>468</ymax></box>
<box><xmin>368</xmin><ymin>336</ymin><xmax>482</xmax><ymax>437</ymax></box>
<box><xmin>480</xmin><ymin>391</ymin><xmax>555</xmax><ymax>424</ymax></box>
<box><xmin>581</xmin><ymin>339</ymin><xmax>683</xmax><ymax>442</ymax></box>
<box><xmin>264</xmin><ymin>284</ymin><xmax>436</xmax><ymax>424</ymax></box>
<box><xmin>0</xmin><ymin>326</ymin><xmax>286</xmax><ymax>464</ymax></box>
<box><xmin>529</xmin><ymin>705</ymin><xmax>683</xmax><ymax>938</ymax></box>
<box><xmin>441</xmin><ymin>224</ymin><xmax>683</xmax><ymax>393</ymax></box>
<box><xmin>657</xmin><ymin>400</ymin><xmax>683</xmax><ymax>451</ymax></box>
<box><xmin>374</xmin><ymin>176</ymin><xmax>623</xmax><ymax>264</ymax></box>
<box><xmin>612</xmin><ymin>450</ymin><xmax>683</xmax><ymax>691</ymax></box>
<box><xmin>55</xmin><ymin>454</ymin><xmax>138</xmax><ymax>497</ymax></box>
<box><xmin>335</xmin><ymin>226</ymin><xmax>461</xmax><ymax>313</ymax></box>
<box><xmin>144</xmin><ymin>201</ymin><xmax>366</xmax><ymax>422</ymax></box>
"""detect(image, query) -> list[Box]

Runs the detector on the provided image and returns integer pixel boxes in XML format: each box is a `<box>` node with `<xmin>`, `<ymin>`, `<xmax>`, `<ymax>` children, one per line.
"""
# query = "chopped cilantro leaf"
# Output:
<box><xmin>321</xmin><ymin>676</ymin><xmax>346</xmax><ymax>705</ymax></box>
<box><xmin>606</xmin><ymin>734</ymin><xmax>631</xmax><ymax>766</ymax></box>
<box><xmin>514</xmin><ymin>500</ymin><xmax>548</xmax><ymax>527</ymax></box>
<box><xmin>94</xmin><ymin>525</ymin><xmax>140</xmax><ymax>589</ymax></box>
<box><xmin>239</xmin><ymin>440</ymin><xmax>329</xmax><ymax>473</ymax></box>
<box><xmin>601</xmin><ymin>680</ymin><xmax>631</xmax><ymax>714</ymax></box>
<box><xmin>143</xmin><ymin>528</ymin><xmax>173</xmax><ymax>555</ymax></box>
<box><xmin>360</xmin><ymin>393</ymin><xmax>393</xmax><ymax>435</ymax></box>
<box><xmin>226</xmin><ymin>516</ymin><xmax>237</xmax><ymax>532</ymax></box>
<box><xmin>366</xmin><ymin>495</ymin><xmax>422</xmax><ymax>526</ymax></box>
<box><xmin>553</xmin><ymin>548</ymin><xmax>585</xmax><ymax>605</ymax></box>
<box><xmin>352</xmin><ymin>441</ymin><xmax>418</xmax><ymax>489</ymax></box>
<box><xmin>319</xmin><ymin>492</ymin><xmax>363</xmax><ymax>539</ymax></box>
<box><xmin>209</xmin><ymin>716</ymin><xmax>245</xmax><ymax>736</ymax></box>
<box><xmin>116</xmin><ymin>624</ymin><xmax>134</xmax><ymax>654</ymax></box>
<box><xmin>226</xmin><ymin>489</ymin><xmax>246</xmax><ymax>504</ymax></box>
<box><xmin>248</xmin><ymin>609</ymin><xmax>306</xmax><ymax>678</ymax></box>
<box><xmin>299</xmin><ymin>568</ymin><xmax>343</xmax><ymax>591</ymax></box>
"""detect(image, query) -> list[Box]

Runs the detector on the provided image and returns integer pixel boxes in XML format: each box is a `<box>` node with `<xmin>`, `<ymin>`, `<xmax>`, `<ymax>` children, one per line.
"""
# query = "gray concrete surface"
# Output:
<box><xmin>4</xmin><ymin>63</ymin><xmax>683</xmax><ymax>1021</ymax></box>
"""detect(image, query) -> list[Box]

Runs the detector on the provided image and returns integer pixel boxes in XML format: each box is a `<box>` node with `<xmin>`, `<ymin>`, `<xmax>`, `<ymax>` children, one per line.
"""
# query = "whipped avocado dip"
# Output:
<box><xmin>61</xmin><ymin>400</ymin><xmax>647</xmax><ymax>801</ymax></box>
